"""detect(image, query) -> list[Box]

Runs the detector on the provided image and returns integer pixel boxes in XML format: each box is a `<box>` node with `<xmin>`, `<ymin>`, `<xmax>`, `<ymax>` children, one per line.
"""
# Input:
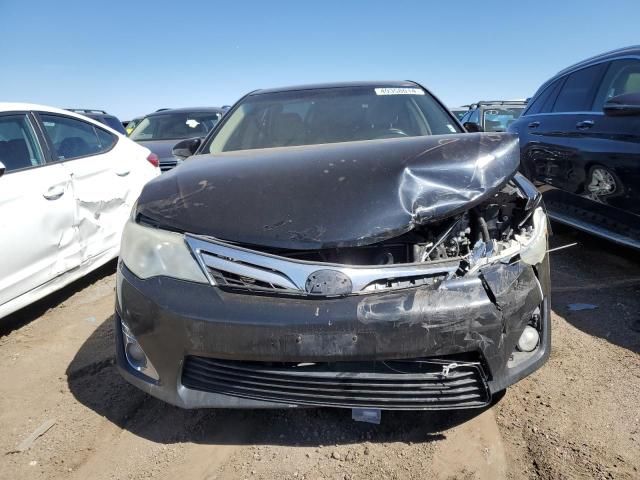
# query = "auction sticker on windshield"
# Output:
<box><xmin>374</xmin><ymin>88</ymin><xmax>425</xmax><ymax>95</ymax></box>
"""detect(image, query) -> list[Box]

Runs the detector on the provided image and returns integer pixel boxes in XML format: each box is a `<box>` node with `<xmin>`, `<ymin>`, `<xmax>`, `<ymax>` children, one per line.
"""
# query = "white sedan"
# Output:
<box><xmin>0</xmin><ymin>103</ymin><xmax>160</xmax><ymax>319</ymax></box>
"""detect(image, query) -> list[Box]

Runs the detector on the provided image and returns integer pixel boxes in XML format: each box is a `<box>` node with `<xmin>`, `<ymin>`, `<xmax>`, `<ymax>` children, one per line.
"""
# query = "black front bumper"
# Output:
<box><xmin>115</xmin><ymin>256</ymin><xmax>550</xmax><ymax>410</ymax></box>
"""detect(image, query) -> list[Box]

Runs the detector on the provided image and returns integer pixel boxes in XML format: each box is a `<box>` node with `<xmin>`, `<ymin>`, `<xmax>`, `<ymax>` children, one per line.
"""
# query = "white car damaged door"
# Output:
<box><xmin>0</xmin><ymin>113</ymin><xmax>77</xmax><ymax>315</ymax></box>
<box><xmin>39</xmin><ymin>113</ymin><xmax>133</xmax><ymax>265</ymax></box>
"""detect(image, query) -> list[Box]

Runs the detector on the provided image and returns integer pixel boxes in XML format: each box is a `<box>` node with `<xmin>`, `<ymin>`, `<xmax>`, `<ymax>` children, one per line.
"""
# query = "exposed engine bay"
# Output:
<box><xmin>184</xmin><ymin>174</ymin><xmax>545</xmax><ymax>298</ymax></box>
<box><xmin>266</xmin><ymin>179</ymin><xmax>535</xmax><ymax>267</ymax></box>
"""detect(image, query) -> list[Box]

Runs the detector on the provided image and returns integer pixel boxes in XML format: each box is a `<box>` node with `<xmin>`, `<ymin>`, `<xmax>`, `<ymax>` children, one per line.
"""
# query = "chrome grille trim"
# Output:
<box><xmin>185</xmin><ymin>234</ymin><xmax>457</xmax><ymax>296</ymax></box>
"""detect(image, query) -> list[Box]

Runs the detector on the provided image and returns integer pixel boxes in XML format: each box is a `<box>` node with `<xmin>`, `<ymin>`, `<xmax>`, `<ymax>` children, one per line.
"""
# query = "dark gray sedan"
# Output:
<box><xmin>116</xmin><ymin>81</ymin><xmax>550</xmax><ymax>411</ymax></box>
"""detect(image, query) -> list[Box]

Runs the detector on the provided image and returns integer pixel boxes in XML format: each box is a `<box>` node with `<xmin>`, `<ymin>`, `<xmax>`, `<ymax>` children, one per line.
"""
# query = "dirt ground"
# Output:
<box><xmin>1</xmin><ymin>226</ymin><xmax>639</xmax><ymax>480</ymax></box>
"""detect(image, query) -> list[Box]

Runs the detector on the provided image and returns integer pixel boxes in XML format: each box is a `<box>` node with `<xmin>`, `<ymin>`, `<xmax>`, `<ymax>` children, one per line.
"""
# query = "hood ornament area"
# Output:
<box><xmin>305</xmin><ymin>270</ymin><xmax>353</xmax><ymax>296</ymax></box>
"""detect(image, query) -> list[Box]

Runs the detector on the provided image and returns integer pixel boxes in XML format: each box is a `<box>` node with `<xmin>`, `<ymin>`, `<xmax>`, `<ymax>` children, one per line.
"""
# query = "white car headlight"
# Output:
<box><xmin>120</xmin><ymin>219</ymin><xmax>208</xmax><ymax>283</ymax></box>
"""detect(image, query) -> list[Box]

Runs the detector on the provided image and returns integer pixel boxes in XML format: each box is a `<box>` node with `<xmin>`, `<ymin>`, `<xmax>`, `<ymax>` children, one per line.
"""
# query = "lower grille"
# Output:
<box><xmin>182</xmin><ymin>356</ymin><xmax>491</xmax><ymax>410</ymax></box>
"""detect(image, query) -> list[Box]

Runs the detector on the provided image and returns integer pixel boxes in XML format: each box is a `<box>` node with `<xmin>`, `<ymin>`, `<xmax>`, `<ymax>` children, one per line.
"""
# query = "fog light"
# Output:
<box><xmin>125</xmin><ymin>342</ymin><xmax>147</xmax><ymax>367</ymax></box>
<box><xmin>517</xmin><ymin>325</ymin><xmax>540</xmax><ymax>352</ymax></box>
<box><xmin>121</xmin><ymin>321</ymin><xmax>159</xmax><ymax>381</ymax></box>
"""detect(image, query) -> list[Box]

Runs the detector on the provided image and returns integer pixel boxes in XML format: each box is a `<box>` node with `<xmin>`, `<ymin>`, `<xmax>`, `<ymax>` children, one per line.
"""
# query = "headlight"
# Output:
<box><xmin>516</xmin><ymin>207</ymin><xmax>548</xmax><ymax>266</ymax></box>
<box><xmin>120</xmin><ymin>220</ymin><xmax>208</xmax><ymax>283</ymax></box>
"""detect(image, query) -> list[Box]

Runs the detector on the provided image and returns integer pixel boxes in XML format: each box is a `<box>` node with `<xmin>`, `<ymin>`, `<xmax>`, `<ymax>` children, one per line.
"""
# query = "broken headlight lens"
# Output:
<box><xmin>120</xmin><ymin>220</ymin><xmax>208</xmax><ymax>283</ymax></box>
<box><xmin>516</xmin><ymin>207</ymin><xmax>548</xmax><ymax>266</ymax></box>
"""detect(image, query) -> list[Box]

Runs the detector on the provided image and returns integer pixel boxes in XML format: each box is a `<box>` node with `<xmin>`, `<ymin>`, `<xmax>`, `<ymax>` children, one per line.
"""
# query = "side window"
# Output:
<box><xmin>593</xmin><ymin>59</ymin><xmax>640</xmax><ymax>110</ymax></box>
<box><xmin>39</xmin><ymin>114</ymin><xmax>115</xmax><ymax>161</ymax></box>
<box><xmin>469</xmin><ymin>109</ymin><xmax>480</xmax><ymax>124</ymax></box>
<box><xmin>526</xmin><ymin>78</ymin><xmax>564</xmax><ymax>115</ymax></box>
<box><xmin>0</xmin><ymin>114</ymin><xmax>44</xmax><ymax>173</ymax></box>
<box><xmin>95</xmin><ymin>127</ymin><xmax>117</xmax><ymax>151</ymax></box>
<box><xmin>553</xmin><ymin>64</ymin><xmax>607</xmax><ymax>113</ymax></box>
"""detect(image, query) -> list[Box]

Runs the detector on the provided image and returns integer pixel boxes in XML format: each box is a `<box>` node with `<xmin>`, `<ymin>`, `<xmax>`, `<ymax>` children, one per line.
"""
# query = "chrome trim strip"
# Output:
<box><xmin>184</xmin><ymin>234</ymin><xmax>458</xmax><ymax>294</ymax></box>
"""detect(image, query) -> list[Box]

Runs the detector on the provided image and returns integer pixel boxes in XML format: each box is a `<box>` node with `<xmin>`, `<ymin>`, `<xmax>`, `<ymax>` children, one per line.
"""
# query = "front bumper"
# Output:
<box><xmin>115</xmin><ymin>250</ymin><xmax>551</xmax><ymax>410</ymax></box>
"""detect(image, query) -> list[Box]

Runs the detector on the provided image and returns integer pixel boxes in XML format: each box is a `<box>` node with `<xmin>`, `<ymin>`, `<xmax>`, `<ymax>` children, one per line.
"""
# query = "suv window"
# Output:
<box><xmin>98</xmin><ymin>115</ymin><xmax>126</xmax><ymax>135</ymax></box>
<box><xmin>593</xmin><ymin>59</ymin><xmax>640</xmax><ymax>110</ymax></box>
<box><xmin>553</xmin><ymin>64</ymin><xmax>606</xmax><ymax>112</ymax></box>
<box><xmin>527</xmin><ymin>78</ymin><xmax>564</xmax><ymax>115</ymax></box>
<box><xmin>482</xmin><ymin>107</ymin><xmax>525</xmax><ymax>132</ymax></box>
<box><xmin>0</xmin><ymin>114</ymin><xmax>44</xmax><ymax>173</ymax></box>
<box><xmin>40</xmin><ymin>114</ymin><xmax>116</xmax><ymax>161</ymax></box>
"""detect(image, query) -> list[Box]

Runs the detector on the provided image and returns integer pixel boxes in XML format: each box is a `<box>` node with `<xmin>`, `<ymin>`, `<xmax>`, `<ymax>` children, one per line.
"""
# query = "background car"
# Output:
<box><xmin>450</xmin><ymin>107</ymin><xmax>468</xmax><ymax>121</ymax></box>
<box><xmin>124</xmin><ymin>116</ymin><xmax>143</xmax><ymax>135</ymax></box>
<box><xmin>0</xmin><ymin>103</ymin><xmax>159</xmax><ymax>319</ymax></box>
<box><xmin>128</xmin><ymin>107</ymin><xmax>225</xmax><ymax>171</ymax></box>
<box><xmin>66</xmin><ymin>108</ymin><xmax>127</xmax><ymax>135</ymax></box>
<box><xmin>509</xmin><ymin>45</ymin><xmax>640</xmax><ymax>248</ymax></box>
<box><xmin>460</xmin><ymin>100</ymin><xmax>527</xmax><ymax>132</ymax></box>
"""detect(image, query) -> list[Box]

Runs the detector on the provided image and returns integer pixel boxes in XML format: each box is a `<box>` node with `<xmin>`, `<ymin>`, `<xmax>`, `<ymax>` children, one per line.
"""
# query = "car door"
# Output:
<box><xmin>37</xmin><ymin>113</ymin><xmax>131</xmax><ymax>263</ymax></box>
<box><xmin>0</xmin><ymin>112</ymin><xmax>76</xmax><ymax>310</ymax></box>
<box><xmin>585</xmin><ymin>58</ymin><xmax>640</xmax><ymax>215</ymax></box>
<box><xmin>520</xmin><ymin>63</ymin><xmax>608</xmax><ymax>194</ymax></box>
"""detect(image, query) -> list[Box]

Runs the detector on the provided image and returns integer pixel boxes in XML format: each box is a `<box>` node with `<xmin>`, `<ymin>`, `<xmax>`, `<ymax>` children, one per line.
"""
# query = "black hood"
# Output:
<box><xmin>136</xmin><ymin>133</ymin><xmax>520</xmax><ymax>249</ymax></box>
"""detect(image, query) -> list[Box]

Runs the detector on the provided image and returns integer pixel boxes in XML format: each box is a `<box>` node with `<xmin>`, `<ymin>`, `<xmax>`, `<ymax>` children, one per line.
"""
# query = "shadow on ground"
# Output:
<box><xmin>0</xmin><ymin>260</ymin><xmax>118</xmax><ymax>337</ymax></box>
<box><xmin>66</xmin><ymin>315</ymin><xmax>494</xmax><ymax>446</ymax></box>
<box><xmin>549</xmin><ymin>224</ymin><xmax>640</xmax><ymax>353</ymax></box>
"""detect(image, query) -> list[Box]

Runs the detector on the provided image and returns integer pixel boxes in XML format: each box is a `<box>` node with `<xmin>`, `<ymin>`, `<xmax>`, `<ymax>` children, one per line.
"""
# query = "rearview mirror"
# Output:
<box><xmin>0</xmin><ymin>161</ymin><xmax>5</xmax><ymax>178</ymax></box>
<box><xmin>463</xmin><ymin>121</ymin><xmax>483</xmax><ymax>132</ymax></box>
<box><xmin>172</xmin><ymin>137</ymin><xmax>202</xmax><ymax>160</ymax></box>
<box><xmin>603</xmin><ymin>92</ymin><xmax>640</xmax><ymax>116</ymax></box>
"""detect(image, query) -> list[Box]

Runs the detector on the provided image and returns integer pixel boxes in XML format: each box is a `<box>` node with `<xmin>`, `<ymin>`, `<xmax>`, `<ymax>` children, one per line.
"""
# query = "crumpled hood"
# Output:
<box><xmin>136</xmin><ymin>133</ymin><xmax>520</xmax><ymax>249</ymax></box>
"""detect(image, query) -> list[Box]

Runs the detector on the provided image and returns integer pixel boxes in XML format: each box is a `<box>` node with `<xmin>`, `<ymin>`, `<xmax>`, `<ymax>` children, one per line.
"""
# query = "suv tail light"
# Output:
<box><xmin>147</xmin><ymin>153</ymin><xmax>159</xmax><ymax>168</ymax></box>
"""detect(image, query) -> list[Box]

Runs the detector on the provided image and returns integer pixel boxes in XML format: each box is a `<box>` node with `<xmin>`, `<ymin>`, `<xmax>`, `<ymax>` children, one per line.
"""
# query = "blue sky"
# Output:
<box><xmin>1</xmin><ymin>0</ymin><xmax>638</xmax><ymax>120</ymax></box>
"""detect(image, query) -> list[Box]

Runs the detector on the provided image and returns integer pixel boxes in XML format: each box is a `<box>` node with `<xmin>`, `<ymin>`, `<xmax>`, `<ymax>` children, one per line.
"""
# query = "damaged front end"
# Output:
<box><xmin>116</xmin><ymin>133</ymin><xmax>550</xmax><ymax>410</ymax></box>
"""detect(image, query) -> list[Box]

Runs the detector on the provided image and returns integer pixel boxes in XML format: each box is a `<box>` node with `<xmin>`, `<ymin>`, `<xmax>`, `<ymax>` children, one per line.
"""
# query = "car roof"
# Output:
<box><xmin>530</xmin><ymin>45</ymin><xmax>640</xmax><ymax>102</ymax></box>
<box><xmin>0</xmin><ymin>102</ymin><xmax>125</xmax><ymax>135</ymax></box>
<box><xmin>249</xmin><ymin>80</ymin><xmax>421</xmax><ymax>96</ymax></box>
<box><xmin>144</xmin><ymin>107</ymin><xmax>225</xmax><ymax>117</ymax></box>
<box><xmin>468</xmin><ymin>100</ymin><xmax>527</xmax><ymax>108</ymax></box>
<box><xmin>66</xmin><ymin>108</ymin><xmax>111</xmax><ymax>115</ymax></box>
<box><xmin>555</xmin><ymin>45</ymin><xmax>640</xmax><ymax>78</ymax></box>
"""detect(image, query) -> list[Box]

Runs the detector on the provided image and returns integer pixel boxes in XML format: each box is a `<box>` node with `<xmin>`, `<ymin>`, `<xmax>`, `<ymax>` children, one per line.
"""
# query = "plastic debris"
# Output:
<box><xmin>7</xmin><ymin>419</ymin><xmax>56</xmax><ymax>454</ymax></box>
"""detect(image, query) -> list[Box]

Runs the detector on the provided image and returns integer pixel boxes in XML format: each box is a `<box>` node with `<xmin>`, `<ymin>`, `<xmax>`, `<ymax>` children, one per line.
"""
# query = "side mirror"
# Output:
<box><xmin>0</xmin><ymin>161</ymin><xmax>5</xmax><ymax>178</ymax></box>
<box><xmin>463</xmin><ymin>121</ymin><xmax>483</xmax><ymax>132</ymax></box>
<box><xmin>603</xmin><ymin>92</ymin><xmax>640</xmax><ymax>116</ymax></box>
<box><xmin>172</xmin><ymin>137</ymin><xmax>202</xmax><ymax>160</ymax></box>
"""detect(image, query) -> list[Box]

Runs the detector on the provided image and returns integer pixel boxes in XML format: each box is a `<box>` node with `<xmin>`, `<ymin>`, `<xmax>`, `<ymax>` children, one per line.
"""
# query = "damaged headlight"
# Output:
<box><xmin>516</xmin><ymin>207</ymin><xmax>548</xmax><ymax>266</ymax></box>
<box><xmin>120</xmin><ymin>220</ymin><xmax>208</xmax><ymax>283</ymax></box>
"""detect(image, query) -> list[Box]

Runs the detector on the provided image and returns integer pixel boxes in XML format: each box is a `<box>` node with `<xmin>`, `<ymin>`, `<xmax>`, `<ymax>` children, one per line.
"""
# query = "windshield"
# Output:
<box><xmin>130</xmin><ymin>112</ymin><xmax>222</xmax><ymax>141</ymax></box>
<box><xmin>205</xmin><ymin>87</ymin><xmax>460</xmax><ymax>154</ymax></box>
<box><xmin>482</xmin><ymin>107</ymin><xmax>524</xmax><ymax>132</ymax></box>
